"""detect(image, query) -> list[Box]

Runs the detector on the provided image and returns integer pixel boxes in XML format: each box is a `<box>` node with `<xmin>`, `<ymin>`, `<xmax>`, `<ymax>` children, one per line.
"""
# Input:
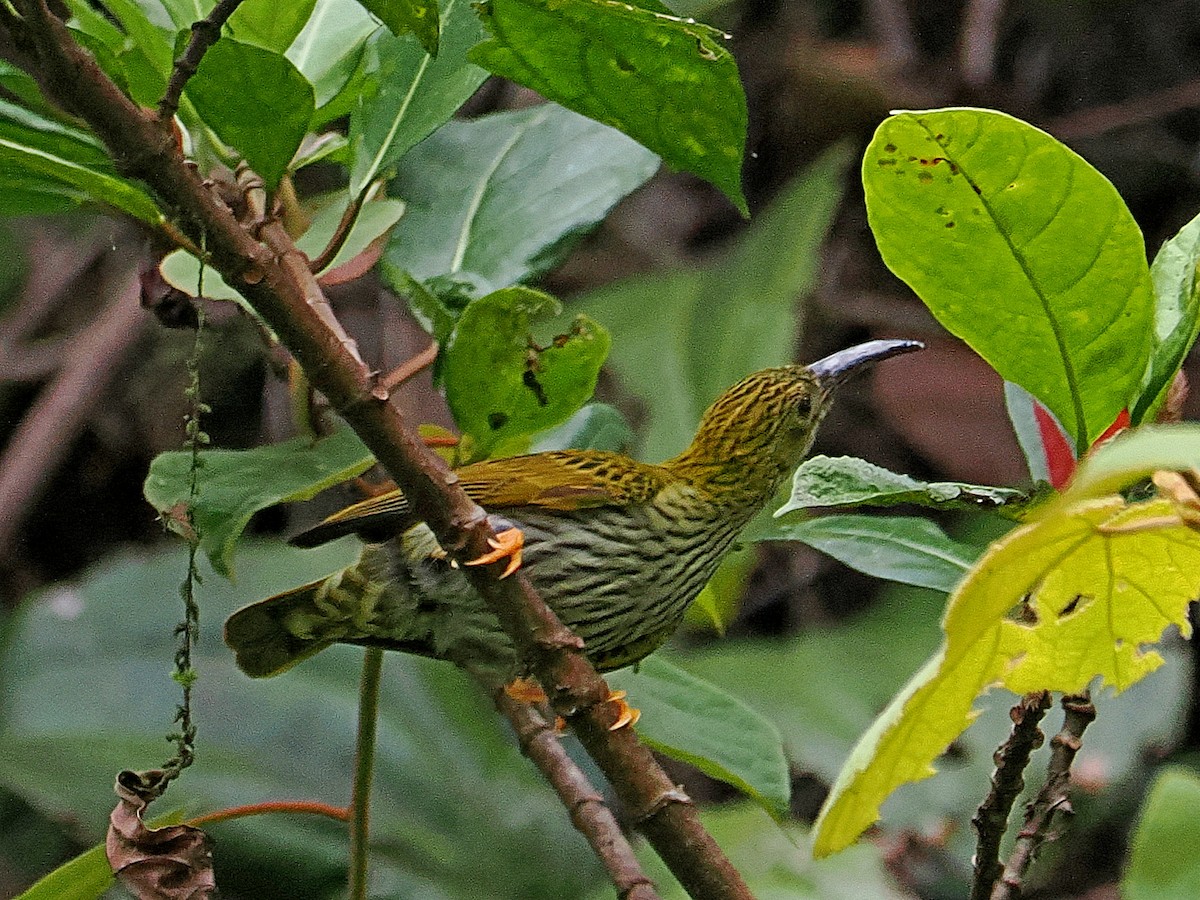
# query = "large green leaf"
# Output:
<box><xmin>443</xmin><ymin>287</ymin><xmax>611</xmax><ymax>459</ymax></box>
<box><xmin>0</xmin><ymin>545</ymin><xmax>607</xmax><ymax>899</ymax></box>
<box><xmin>578</xmin><ymin>146</ymin><xmax>848</xmax><ymax>462</ymax></box>
<box><xmin>143</xmin><ymin>429</ymin><xmax>375</xmax><ymax>578</ymax></box>
<box><xmin>229</xmin><ymin>0</ymin><xmax>320</xmax><ymax>52</ymax></box>
<box><xmin>776</xmin><ymin>455</ymin><xmax>1026</xmax><ymax>516</ymax></box>
<box><xmin>1133</xmin><ymin>211</ymin><xmax>1200</xmax><ymax>423</ymax></box>
<box><xmin>185</xmin><ymin>39</ymin><xmax>315</xmax><ymax>188</ymax></box>
<box><xmin>1123</xmin><ymin>768</ymin><xmax>1200</xmax><ymax>900</ymax></box>
<box><xmin>610</xmin><ymin>656</ymin><xmax>789</xmax><ymax>816</ymax></box>
<box><xmin>357</xmin><ymin>0</ymin><xmax>441</xmax><ymax>55</ymax></box>
<box><xmin>382</xmin><ymin>103</ymin><xmax>659</xmax><ymax>291</ymax></box>
<box><xmin>864</xmin><ymin>108</ymin><xmax>1154</xmax><ymax>451</ymax></box>
<box><xmin>348</xmin><ymin>0</ymin><xmax>488</xmax><ymax>196</ymax></box>
<box><xmin>470</xmin><ymin>0</ymin><xmax>746</xmax><ymax>213</ymax></box>
<box><xmin>286</xmin><ymin>0</ymin><xmax>380</xmax><ymax>109</ymax></box>
<box><xmin>759</xmin><ymin>514</ymin><xmax>981</xmax><ymax>594</ymax></box>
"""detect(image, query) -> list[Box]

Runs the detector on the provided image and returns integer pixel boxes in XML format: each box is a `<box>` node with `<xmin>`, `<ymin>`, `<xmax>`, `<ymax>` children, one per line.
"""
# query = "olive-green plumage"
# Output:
<box><xmin>224</xmin><ymin>340</ymin><xmax>921</xmax><ymax>685</ymax></box>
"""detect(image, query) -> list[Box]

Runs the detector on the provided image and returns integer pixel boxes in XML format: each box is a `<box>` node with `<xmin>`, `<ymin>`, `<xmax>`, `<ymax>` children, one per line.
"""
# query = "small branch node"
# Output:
<box><xmin>629</xmin><ymin>787</ymin><xmax>692</xmax><ymax>826</ymax></box>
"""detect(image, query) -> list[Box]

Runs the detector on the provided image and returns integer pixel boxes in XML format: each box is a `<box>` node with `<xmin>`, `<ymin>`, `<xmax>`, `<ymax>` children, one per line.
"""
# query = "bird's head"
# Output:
<box><xmin>668</xmin><ymin>339</ymin><xmax>923</xmax><ymax>496</ymax></box>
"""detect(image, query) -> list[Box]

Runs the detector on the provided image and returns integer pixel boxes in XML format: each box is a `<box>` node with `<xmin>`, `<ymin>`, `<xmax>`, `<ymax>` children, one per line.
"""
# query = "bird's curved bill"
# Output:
<box><xmin>809</xmin><ymin>339</ymin><xmax>924</xmax><ymax>386</ymax></box>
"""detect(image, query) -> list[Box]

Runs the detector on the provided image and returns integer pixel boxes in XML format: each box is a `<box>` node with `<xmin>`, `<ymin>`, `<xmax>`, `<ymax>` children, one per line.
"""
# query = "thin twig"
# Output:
<box><xmin>970</xmin><ymin>691</ymin><xmax>1051</xmax><ymax>900</ymax></box>
<box><xmin>992</xmin><ymin>692</ymin><xmax>1096</xmax><ymax>900</ymax></box>
<box><xmin>7</xmin><ymin>7</ymin><xmax>752</xmax><ymax>896</ymax></box>
<box><xmin>376</xmin><ymin>340</ymin><xmax>439</xmax><ymax>397</ymax></box>
<box><xmin>495</xmin><ymin>689</ymin><xmax>660</xmax><ymax>900</ymax></box>
<box><xmin>157</xmin><ymin>0</ymin><xmax>246</xmax><ymax>120</ymax></box>
<box><xmin>348</xmin><ymin>648</ymin><xmax>384</xmax><ymax>900</ymax></box>
<box><xmin>308</xmin><ymin>193</ymin><xmax>365</xmax><ymax>274</ymax></box>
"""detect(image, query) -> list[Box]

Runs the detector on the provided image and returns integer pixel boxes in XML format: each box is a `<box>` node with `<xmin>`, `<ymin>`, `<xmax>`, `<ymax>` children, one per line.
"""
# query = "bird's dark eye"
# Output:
<box><xmin>796</xmin><ymin>395</ymin><xmax>813</xmax><ymax>417</ymax></box>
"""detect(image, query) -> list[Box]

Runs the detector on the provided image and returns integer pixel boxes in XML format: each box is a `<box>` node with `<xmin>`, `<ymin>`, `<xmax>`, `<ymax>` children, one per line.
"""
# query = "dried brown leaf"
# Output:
<box><xmin>106</xmin><ymin>770</ymin><xmax>217</xmax><ymax>900</ymax></box>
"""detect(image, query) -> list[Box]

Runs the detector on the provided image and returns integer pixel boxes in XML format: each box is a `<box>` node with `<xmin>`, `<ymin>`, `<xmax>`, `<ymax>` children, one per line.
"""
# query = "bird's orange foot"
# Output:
<box><xmin>504</xmin><ymin>676</ymin><xmax>548</xmax><ymax>704</ymax></box>
<box><xmin>606</xmin><ymin>689</ymin><xmax>641</xmax><ymax>731</ymax></box>
<box><xmin>465</xmin><ymin>527</ymin><xmax>525</xmax><ymax>578</ymax></box>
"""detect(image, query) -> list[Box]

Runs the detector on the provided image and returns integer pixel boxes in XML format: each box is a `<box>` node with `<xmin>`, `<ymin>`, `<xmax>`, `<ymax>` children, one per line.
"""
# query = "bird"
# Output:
<box><xmin>224</xmin><ymin>339</ymin><xmax>922</xmax><ymax>715</ymax></box>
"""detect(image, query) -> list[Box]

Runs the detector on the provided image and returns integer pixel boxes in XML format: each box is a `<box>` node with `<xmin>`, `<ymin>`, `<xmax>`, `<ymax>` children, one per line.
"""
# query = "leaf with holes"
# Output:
<box><xmin>813</xmin><ymin>495</ymin><xmax>1200</xmax><ymax>857</ymax></box>
<box><xmin>443</xmin><ymin>287</ymin><xmax>611</xmax><ymax>460</ymax></box>
<box><xmin>864</xmin><ymin>109</ymin><xmax>1154</xmax><ymax>452</ymax></box>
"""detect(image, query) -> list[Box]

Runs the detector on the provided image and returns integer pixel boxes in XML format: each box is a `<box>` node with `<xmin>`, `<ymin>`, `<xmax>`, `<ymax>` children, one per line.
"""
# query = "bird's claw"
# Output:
<box><xmin>606</xmin><ymin>689</ymin><xmax>641</xmax><ymax>731</ymax></box>
<box><xmin>465</xmin><ymin>527</ymin><xmax>525</xmax><ymax>578</ymax></box>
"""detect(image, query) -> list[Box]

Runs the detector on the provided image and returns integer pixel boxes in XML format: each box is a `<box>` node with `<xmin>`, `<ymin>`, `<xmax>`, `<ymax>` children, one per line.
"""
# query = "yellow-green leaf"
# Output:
<box><xmin>813</xmin><ymin>495</ymin><xmax>1200</xmax><ymax>858</ymax></box>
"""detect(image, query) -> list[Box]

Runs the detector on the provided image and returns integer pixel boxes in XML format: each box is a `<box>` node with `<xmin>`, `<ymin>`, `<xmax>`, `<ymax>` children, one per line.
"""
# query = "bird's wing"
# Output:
<box><xmin>290</xmin><ymin>451</ymin><xmax>666</xmax><ymax>548</ymax></box>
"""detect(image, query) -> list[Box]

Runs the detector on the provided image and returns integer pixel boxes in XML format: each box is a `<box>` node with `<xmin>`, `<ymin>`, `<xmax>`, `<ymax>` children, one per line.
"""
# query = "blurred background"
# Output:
<box><xmin>3</xmin><ymin>0</ymin><xmax>1200</xmax><ymax>897</ymax></box>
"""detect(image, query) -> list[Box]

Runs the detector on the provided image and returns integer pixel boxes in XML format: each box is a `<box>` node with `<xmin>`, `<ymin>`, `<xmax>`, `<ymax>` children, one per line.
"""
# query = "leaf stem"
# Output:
<box><xmin>188</xmin><ymin>800</ymin><xmax>349</xmax><ymax>828</ymax></box>
<box><xmin>348</xmin><ymin>648</ymin><xmax>384</xmax><ymax>900</ymax></box>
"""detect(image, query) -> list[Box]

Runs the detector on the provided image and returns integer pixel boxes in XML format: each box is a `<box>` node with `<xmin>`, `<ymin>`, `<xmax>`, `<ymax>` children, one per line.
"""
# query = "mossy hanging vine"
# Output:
<box><xmin>160</xmin><ymin>239</ymin><xmax>211</xmax><ymax>791</ymax></box>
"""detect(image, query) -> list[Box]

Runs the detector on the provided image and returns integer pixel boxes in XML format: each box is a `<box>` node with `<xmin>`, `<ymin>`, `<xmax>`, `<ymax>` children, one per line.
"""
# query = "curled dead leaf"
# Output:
<box><xmin>107</xmin><ymin>770</ymin><xmax>216</xmax><ymax>900</ymax></box>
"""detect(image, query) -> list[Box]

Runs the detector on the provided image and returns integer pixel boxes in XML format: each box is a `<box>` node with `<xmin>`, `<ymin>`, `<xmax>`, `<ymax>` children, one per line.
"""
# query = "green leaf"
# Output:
<box><xmin>470</xmin><ymin>0</ymin><xmax>746</xmax><ymax>213</ymax></box>
<box><xmin>1133</xmin><ymin>211</ymin><xmax>1200</xmax><ymax>423</ymax></box>
<box><xmin>348</xmin><ymin>0</ymin><xmax>488</xmax><ymax>196</ymax></box>
<box><xmin>286</xmin><ymin>0</ymin><xmax>381</xmax><ymax>109</ymax></box>
<box><xmin>0</xmin><ymin>122</ymin><xmax>160</xmax><ymax>224</ymax></box>
<box><xmin>0</xmin><ymin>545</ymin><xmax>608</xmax><ymax>898</ymax></box>
<box><xmin>159</xmin><ymin>195</ymin><xmax>404</xmax><ymax>304</ymax></box>
<box><xmin>382</xmin><ymin>102</ymin><xmax>659</xmax><ymax>291</ymax></box>
<box><xmin>229</xmin><ymin>0</ymin><xmax>320</xmax><ymax>51</ymax></box>
<box><xmin>1123</xmin><ymin>768</ymin><xmax>1200</xmax><ymax>900</ymax></box>
<box><xmin>142</xmin><ymin>428</ymin><xmax>376</xmax><ymax>578</ymax></box>
<box><xmin>443</xmin><ymin>287</ymin><xmax>611</xmax><ymax>459</ymax></box>
<box><xmin>294</xmin><ymin>194</ymin><xmax>406</xmax><ymax>272</ymax></box>
<box><xmin>99</xmin><ymin>0</ymin><xmax>175</xmax><ymax>73</ymax></box>
<box><xmin>529</xmin><ymin>403</ymin><xmax>634</xmax><ymax>453</ymax></box>
<box><xmin>760</xmin><ymin>514</ymin><xmax>981</xmax><ymax>594</ymax></box>
<box><xmin>185</xmin><ymin>39</ymin><xmax>315</xmax><ymax>188</ymax></box>
<box><xmin>812</xmin><ymin>495</ymin><xmax>1200</xmax><ymax>858</ymax></box>
<box><xmin>357</xmin><ymin>0</ymin><xmax>441</xmax><ymax>55</ymax></box>
<box><xmin>863</xmin><ymin>108</ymin><xmax>1154</xmax><ymax>451</ymax></box>
<box><xmin>1061</xmin><ymin>423</ymin><xmax>1200</xmax><ymax>502</ymax></box>
<box><xmin>12</xmin><ymin>843</ymin><xmax>112</xmax><ymax>900</ymax></box>
<box><xmin>609</xmin><ymin>656</ymin><xmax>790</xmax><ymax>816</ymax></box>
<box><xmin>776</xmin><ymin>454</ymin><xmax>1026</xmax><ymax>516</ymax></box>
<box><xmin>577</xmin><ymin>146</ymin><xmax>849</xmax><ymax>461</ymax></box>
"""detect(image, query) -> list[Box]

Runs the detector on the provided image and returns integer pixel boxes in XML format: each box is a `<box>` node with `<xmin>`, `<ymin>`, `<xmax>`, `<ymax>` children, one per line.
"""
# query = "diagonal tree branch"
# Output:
<box><xmin>4</xmin><ymin>4</ymin><xmax>751</xmax><ymax>897</ymax></box>
<box><xmin>496</xmin><ymin>690</ymin><xmax>659</xmax><ymax>900</ymax></box>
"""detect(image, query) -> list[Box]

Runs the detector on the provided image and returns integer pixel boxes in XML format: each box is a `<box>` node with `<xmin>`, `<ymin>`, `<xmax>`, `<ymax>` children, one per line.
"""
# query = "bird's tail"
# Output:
<box><xmin>224</xmin><ymin>579</ymin><xmax>335</xmax><ymax>678</ymax></box>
